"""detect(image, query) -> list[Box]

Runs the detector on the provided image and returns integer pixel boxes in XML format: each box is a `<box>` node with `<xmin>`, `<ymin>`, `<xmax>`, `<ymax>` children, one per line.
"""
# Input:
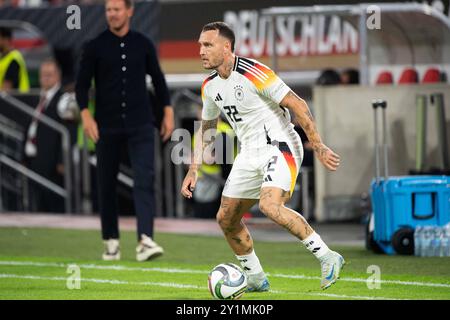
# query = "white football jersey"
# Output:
<box><xmin>201</xmin><ymin>56</ymin><xmax>298</xmax><ymax>150</ymax></box>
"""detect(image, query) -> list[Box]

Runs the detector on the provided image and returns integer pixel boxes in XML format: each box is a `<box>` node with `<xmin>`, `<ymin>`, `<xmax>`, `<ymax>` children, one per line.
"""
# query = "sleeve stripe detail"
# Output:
<box><xmin>236</xmin><ymin>59</ymin><xmax>277</xmax><ymax>90</ymax></box>
<box><xmin>233</xmin><ymin>56</ymin><xmax>239</xmax><ymax>71</ymax></box>
<box><xmin>201</xmin><ymin>71</ymin><xmax>218</xmax><ymax>99</ymax></box>
<box><xmin>238</xmin><ymin>64</ymin><xmax>267</xmax><ymax>83</ymax></box>
<box><xmin>239</xmin><ymin>59</ymin><xmax>269</xmax><ymax>80</ymax></box>
<box><xmin>237</xmin><ymin>56</ymin><xmax>255</xmax><ymax>66</ymax></box>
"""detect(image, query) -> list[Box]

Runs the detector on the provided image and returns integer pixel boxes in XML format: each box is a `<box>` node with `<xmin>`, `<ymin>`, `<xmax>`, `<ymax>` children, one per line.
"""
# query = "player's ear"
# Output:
<box><xmin>224</xmin><ymin>40</ymin><xmax>232</xmax><ymax>54</ymax></box>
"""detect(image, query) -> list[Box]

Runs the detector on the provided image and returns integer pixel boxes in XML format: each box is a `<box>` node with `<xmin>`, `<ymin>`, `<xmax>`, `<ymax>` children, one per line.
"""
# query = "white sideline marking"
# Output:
<box><xmin>0</xmin><ymin>260</ymin><xmax>205</xmax><ymax>274</ymax></box>
<box><xmin>270</xmin><ymin>273</ymin><xmax>450</xmax><ymax>289</ymax></box>
<box><xmin>0</xmin><ymin>273</ymin><xmax>202</xmax><ymax>289</ymax></box>
<box><xmin>1</xmin><ymin>260</ymin><xmax>450</xmax><ymax>289</ymax></box>
<box><xmin>0</xmin><ymin>273</ymin><xmax>403</xmax><ymax>300</ymax></box>
<box><xmin>269</xmin><ymin>289</ymin><xmax>406</xmax><ymax>300</ymax></box>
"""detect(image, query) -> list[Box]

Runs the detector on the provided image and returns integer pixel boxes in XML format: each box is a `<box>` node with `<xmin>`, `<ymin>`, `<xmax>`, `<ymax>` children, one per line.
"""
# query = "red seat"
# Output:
<box><xmin>398</xmin><ymin>68</ymin><xmax>418</xmax><ymax>84</ymax></box>
<box><xmin>422</xmin><ymin>68</ymin><xmax>441</xmax><ymax>83</ymax></box>
<box><xmin>376</xmin><ymin>71</ymin><xmax>394</xmax><ymax>84</ymax></box>
<box><xmin>243</xmin><ymin>212</ymin><xmax>253</xmax><ymax>220</ymax></box>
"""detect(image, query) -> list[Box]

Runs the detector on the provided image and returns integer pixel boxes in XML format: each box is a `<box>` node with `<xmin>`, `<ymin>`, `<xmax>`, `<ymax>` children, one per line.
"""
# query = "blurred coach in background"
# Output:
<box><xmin>75</xmin><ymin>0</ymin><xmax>174</xmax><ymax>262</ymax></box>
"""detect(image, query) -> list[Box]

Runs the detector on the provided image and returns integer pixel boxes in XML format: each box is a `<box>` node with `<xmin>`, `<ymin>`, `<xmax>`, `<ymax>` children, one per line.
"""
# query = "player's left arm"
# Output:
<box><xmin>279</xmin><ymin>91</ymin><xmax>340</xmax><ymax>171</ymax></box>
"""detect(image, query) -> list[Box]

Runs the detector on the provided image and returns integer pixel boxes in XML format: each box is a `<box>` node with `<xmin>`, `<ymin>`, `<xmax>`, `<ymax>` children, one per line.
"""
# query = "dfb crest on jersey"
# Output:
<box><xmin>234</xmin><ymin>85</ymin><xmax>244</xmax><ymax>101</ymax></box>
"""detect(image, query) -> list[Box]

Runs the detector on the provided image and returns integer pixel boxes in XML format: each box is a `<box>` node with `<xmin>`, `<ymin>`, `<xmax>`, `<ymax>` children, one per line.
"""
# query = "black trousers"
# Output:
<box><xmin>96</xmin><ymin>124</ymin><xmax>155</xmax><ymax>241</ymax></box>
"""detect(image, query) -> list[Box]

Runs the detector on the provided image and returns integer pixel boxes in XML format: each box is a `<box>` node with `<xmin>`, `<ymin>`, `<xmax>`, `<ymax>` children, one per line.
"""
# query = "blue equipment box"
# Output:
<box><xmin>370</xmin><ymin>175</ymin><xmax>450</xmax><ymax>255</ymax></box>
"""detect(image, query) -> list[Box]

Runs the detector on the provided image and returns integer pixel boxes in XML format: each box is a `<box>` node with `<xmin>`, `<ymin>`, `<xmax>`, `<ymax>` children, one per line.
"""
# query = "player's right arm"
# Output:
<box><xmin>181</xmin><ymin>118</ymin><xmax>219</xmax><ymax>198</ymax></box>
<box><xmin>181</xmin><ymin>78</ymin><xmax>220</xmax><ymax>198</ymax></box>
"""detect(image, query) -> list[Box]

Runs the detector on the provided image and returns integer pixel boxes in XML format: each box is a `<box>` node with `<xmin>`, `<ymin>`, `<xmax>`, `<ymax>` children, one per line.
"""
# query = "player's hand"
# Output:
<box><xmin>313</xmin><ymin>143</ymin><xmax>340</xmax><ymax>171</ymax></box>
<box><xmin>80</xmin><ymin>109</ymin><xmax>99</xmax><ymax>143</ymax></box>
<box><xmin>160</xmin><ymin>106</ymin><xmax>175</xmax><ymax>142</ymax></box>
<box><xmin>181</xmin><ymin>167</ymin><xmax>198</xmax><ymax>199</ymax></box>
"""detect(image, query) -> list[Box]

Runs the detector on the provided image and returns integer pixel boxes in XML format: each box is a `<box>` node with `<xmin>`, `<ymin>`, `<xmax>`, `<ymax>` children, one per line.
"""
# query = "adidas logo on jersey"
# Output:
<box><xmin>214</xmin><ymin>93</ymin><xmax>223</xmax><ymax>102</ymax></box>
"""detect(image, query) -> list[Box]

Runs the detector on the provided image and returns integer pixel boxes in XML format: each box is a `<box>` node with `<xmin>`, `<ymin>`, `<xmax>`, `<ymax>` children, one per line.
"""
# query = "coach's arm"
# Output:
<box><xmin>76</xmin><ymin>40</ymin><xmax>99</xmax><ymax>143</ymax></box>
<box><xmin>279</xmin><ymin>91</ymin><xmax>340</xmax><ymax>172</ymax></box>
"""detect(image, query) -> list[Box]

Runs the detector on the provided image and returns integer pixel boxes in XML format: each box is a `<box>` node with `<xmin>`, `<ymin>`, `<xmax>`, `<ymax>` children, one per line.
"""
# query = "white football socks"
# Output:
<box><xmin>301</xmin><ymin>232</ymin><xmax>330</xmax><ymax>259</ymax></box>
<box><xmin>236</xmin><ymin>250</ymin><xmax>264</xmax><ymax>275</ymax></box>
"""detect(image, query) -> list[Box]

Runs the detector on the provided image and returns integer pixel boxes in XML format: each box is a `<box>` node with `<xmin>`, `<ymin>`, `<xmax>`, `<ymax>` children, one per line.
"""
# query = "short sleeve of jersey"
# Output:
<box><xmin>236</xmin><ymin>58</ymin><xmax>291</xmax><ymax>104</ymax></box>
<box><xmin>201</xmin><ymin>83</ymin><xmax>220</xmax><ymax>120</ymax></box>
<box><xmin>258</xmin><ymin>68</ymin><xmax>291</xmax><ymax>104</ymax></box>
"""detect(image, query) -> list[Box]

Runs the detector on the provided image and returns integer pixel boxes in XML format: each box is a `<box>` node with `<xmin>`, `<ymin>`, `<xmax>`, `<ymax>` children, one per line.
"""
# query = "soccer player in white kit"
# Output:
<box><xmin>181</xmin><ymin>22</ymin><xmax>345</xmax><ymax>291</ymax></box>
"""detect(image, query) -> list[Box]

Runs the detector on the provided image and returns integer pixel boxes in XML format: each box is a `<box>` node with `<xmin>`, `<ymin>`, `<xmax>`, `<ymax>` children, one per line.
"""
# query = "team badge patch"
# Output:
<box><xmin>234</xmin><ymin>85</ymin><xmax>244</xmax><ymax>101</ymax></box>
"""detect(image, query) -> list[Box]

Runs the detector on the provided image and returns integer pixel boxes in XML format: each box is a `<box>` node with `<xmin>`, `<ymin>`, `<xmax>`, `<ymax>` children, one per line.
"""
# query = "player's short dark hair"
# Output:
<box><xmin>0</xmin><ymin>27</ymin><xmax>12</xmax><ymax>39</ymax></box>
<box><xmin>202</xmin><ymin>22</ymin><xmax>235</xmax><ymax>52</ymax></box>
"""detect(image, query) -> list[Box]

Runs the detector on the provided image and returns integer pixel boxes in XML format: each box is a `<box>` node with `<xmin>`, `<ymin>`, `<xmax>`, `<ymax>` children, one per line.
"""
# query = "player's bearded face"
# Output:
<box><xmin>203</xmin><ymin>54</ymin><xmax>224</xmax><ymax>70</ymax></box>
<box><xmin>199</xmin><ymin>31</ymin><xmax>226</xmax><ymax>70</ymax></box>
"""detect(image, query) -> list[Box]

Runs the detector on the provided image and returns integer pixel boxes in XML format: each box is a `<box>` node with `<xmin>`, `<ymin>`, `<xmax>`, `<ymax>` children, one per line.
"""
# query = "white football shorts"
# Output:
<box><xmin>222</xmin><ymin>137</ymin><xmax>304</xmax><ymax>199</ymax></box>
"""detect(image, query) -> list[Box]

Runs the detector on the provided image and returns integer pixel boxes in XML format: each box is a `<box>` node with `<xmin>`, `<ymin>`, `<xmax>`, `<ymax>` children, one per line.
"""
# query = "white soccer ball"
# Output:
<box><xmin>208</xmin><ymin>263</ymin><xmax>247</xmax><ymax>300</ymax></box>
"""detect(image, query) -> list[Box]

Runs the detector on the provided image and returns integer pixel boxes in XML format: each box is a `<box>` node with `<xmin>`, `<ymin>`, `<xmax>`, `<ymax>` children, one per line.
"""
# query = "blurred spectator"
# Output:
<box><xmin>0</xmin><ymin>27</ymin><xmax>30</xmax><ymax>92</ymax></box>
<box><xmin>316</xmin><ymin>69</ymin><xmax>341</xmax><ymax>86</ymax></box>
<box><xmin>340</xmin><ymin>68</ymin><xmax>359</xmax><ymax>85</ymax></box>
<box><xmin>24</xmin><ymin>59</ymin><xmax>76</xmax><ymax>212</ymax></box>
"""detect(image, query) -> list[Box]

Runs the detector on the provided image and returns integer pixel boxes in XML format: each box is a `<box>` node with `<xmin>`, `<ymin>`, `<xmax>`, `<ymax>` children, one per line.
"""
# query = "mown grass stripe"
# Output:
<box><xmin>1</xmin><ymin>260</ymin><xmax>449</xmax><ymax>289</ymax></box>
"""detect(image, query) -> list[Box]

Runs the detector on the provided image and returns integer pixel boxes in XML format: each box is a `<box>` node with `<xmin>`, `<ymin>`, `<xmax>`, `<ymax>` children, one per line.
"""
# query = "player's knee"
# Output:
<box><xmin>216</xmin><ymin>210</ymin><xmax>224</xmax><ymax>224</ymax></box>
<box><xmin>216</xmin><ymin>210</ymin><xmax>229</xmax><ymax>227</ymax></box>
<box><xmin>216</xmin><ymin>209</ymin><xmax>238</xmax><ymax>233</ymax></box>
<box><xmin>259</xmin><ymin>200</ymin><xmax>280</xmax><ymax>217</ymax></box>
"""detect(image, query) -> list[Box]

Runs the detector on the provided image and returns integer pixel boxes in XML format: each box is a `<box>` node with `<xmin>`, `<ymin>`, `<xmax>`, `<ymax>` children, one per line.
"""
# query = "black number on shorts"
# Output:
<box><xmin>267</xmin><ymin>156</ymin><xmax>278</xmax><ymax>172</ymax></box>
<box><xmin>224</xmin><ymin>105</ymin><xmax>242</xmax><ymax>123</ymax></box>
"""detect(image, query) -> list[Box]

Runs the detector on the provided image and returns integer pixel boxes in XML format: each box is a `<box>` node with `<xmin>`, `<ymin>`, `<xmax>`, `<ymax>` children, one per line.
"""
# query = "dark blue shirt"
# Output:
<box><xmin>75</xmin><ymin>29</ymin><xmax>171</xmax><ymax>129</ymax></box>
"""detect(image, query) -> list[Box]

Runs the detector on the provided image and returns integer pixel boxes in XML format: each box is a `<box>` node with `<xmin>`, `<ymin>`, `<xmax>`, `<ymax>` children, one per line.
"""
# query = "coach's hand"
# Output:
<box><xmin>161</xmin><ymin>106</ymin><xmax>175</xmax><ymax>142</ymax></box>
<box><xmin>313</xmin><ymin>143</ymin><xmax>340</xmax><ymax>171</ymax></box>
<box><xmin>80</xmin><ymin>109</ymin><xmax>99</xmax><ymax>143</ymax></box>
<box><xmin>181</xmin><ymin>167</ymin><xmax>199</xmax><ymax>199</ymax></box>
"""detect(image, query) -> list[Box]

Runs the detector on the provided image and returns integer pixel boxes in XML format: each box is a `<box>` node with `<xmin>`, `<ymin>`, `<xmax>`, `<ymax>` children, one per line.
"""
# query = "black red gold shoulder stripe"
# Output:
<box><xmin>235</xmin><ymin>57</ymin><xmax>277</xmax><ymax>90</ymax></box>
<box><xmin>201</xmin><ymin>71</ymin><xmax>218</xmax><ymax>99</ymax></box>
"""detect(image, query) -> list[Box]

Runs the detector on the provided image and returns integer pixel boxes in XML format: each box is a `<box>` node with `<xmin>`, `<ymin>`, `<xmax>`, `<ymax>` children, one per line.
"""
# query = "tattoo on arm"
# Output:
<box><xmin>192</xmin><ymin>118</ymin><xmax>218</xmax><ymax>166</ymax></box>
<box><xmin>281</xmin><ymin>91</ymin><xmax>323</xmax><ymax>151</ymax></box>
<box><xmin>202</xmin><ymin>118</ymin><xmax>218</xmax><ymax>132</ymax></box>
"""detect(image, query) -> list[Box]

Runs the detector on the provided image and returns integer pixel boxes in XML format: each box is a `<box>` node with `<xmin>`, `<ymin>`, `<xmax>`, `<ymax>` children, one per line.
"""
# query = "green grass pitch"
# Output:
<box><xmin>0</xmin><ymin>227</ymin><xmax>449</xmax><ymax>300</ymax></box>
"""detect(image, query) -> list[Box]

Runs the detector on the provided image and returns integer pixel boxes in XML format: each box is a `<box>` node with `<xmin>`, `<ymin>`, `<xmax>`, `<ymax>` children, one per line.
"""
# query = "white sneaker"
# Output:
<box><xmin>136</xmin><ymin>234</ymin><xmax>164</xmax><ymax>262</ymax></box>
<box><xmin>319</xmin><ymin>250</ymin><xmax>345</xmax><ymax>290</ymax></box>
<box><xmin>102</xmin><ymin>239</ymin><xmax>120</xmax><ymax>261</ymax></box>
